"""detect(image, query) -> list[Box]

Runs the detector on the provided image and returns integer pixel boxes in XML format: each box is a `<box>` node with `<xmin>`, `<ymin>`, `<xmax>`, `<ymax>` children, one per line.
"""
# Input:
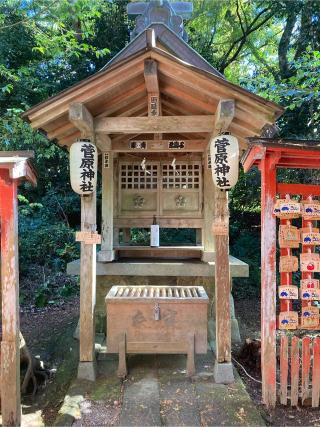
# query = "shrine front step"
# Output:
<box><xmin>118</xmin><ymin>353</ymin><xmax>265</xmax><ymax>427</ymax></box>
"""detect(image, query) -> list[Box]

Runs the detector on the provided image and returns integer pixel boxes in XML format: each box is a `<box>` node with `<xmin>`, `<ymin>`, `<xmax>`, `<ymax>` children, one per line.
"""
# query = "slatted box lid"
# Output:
<box><xmin>106</xmin><ymin>285</ymin><xmax>208</xmax><ymax>304</ymax></box>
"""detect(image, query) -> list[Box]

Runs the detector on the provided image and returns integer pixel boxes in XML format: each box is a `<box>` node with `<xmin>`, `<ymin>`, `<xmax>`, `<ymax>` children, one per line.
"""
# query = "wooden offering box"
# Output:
<box><xmin>106</xmin><ymin>285</ymin><xmax>208</xmax><ymax>377</ymax></box>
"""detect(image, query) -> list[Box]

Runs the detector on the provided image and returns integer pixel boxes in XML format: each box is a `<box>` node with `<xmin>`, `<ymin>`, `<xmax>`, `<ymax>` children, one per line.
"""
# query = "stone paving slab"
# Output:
<box><xmin>195</xmin><ymin>378</ymin><xmax>265</xmax><ymax>427</ymax></box>
<box><xmin>118</xmin><ymin>352</ymin><xmax>264</xmax><ymax>427</ymax></box>
<box><xmin>55</xmin><ymin>350</ymin><xmax>265</xmax><ymax>427</ymax></box>
<box><xmin>120</xmin><ymin>375</ymin><xmax>161</xmax><ymax>426</ymax></box>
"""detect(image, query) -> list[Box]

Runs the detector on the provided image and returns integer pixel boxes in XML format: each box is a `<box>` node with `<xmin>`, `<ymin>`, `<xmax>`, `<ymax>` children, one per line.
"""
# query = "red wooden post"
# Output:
<box><xmin>312</xmin><ymin>337</ymin><xmax>320</xmax><ymax>407</ymax></box>
<box><xmin>0</xmin><ymin>169</ymin><xmax>21</xmax><ymax>426</ymax></box>
<box><xmin>260</xmin><ymin>154</ymin><xmax>277</xmax><ymax>407</ymax></box>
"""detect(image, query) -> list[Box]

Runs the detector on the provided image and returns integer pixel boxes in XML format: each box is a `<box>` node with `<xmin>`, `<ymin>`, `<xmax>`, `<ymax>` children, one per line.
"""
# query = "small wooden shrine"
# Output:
<box><xmin>23</xmin><ymin>1</ymin><xmax>283</xmax><ymax>382</ymax></box>
<box><xmin>242</xmin><ymin>138</ymin><xmax>320</xmax><ymax>408</ymax></box>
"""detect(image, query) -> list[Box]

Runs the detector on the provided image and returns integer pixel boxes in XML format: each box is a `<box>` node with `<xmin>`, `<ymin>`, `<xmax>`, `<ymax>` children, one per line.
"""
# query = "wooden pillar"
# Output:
<box><xmin>97</xmin><ymin>151</ymin><xmax>115</xmax><ymax>262</ymax></box>
<box><xmin>196</xmin><ymin>228</ymin><xmax>202</xmax><ymax>246</ymax></box>
<box><xmin>260</xmin><ymin>155</ymin><xmax>277</xmax><ymax>407</ymax></box>
<box><xmin>202</xmin><ymin>151</ymin><xmax>215</xmax><ymax>261</ymax></box>
<box><xmin>123</xmin><ymin>229</ymin><xmax>131</xmax><ymax>245</ymax></box>
<box><xmin>214</xmin><ymin>189</ymin><xmax>231</xmax><ymax>366</ymax></box>
<box><xmin>78</xmin><ymin>192</ymin><xmax>97</xmax><ymax>380</ymax></box>
<box><xmin>0</xmin><ymin>170</ymin><xmax>21</xmax><ymax>426</ymax></box>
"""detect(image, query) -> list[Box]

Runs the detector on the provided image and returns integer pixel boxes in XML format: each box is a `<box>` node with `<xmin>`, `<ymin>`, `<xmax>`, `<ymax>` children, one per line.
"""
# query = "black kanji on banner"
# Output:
<box><xmin>80</xmin><ymin>144</ymin><xmax>95</xmax><ymax>193</ymax></box>
<box><xmin>214</xmin><ymin>137</ymin><xmax>231</xmax><ymax>188</ymax></box>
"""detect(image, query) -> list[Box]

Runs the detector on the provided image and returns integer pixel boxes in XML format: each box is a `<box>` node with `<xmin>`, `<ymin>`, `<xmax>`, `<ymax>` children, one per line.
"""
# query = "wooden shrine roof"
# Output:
<box><xmin>0</xmin><ymin>151</ymin><xmax>37</xmax><ymax>185</ymax></box>
<box><xmin>103</xmin><ymin>24</ymin><xmax>224</xmax><ymax>77</ymax></box>
<box><xmin>22</xmin><ymin>35</ymin><xmax>284</xmax><ymax>152</ymax></box>
<box><xmin>242</xmin><ymin>137</ymin><xmax>320</xmax><ymax>172</ymax></box>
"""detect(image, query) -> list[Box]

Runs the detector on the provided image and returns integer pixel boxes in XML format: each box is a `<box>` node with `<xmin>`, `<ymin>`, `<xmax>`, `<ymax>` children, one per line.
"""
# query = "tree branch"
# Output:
<box><xmin>219</xmin><ymin>8</ymin><xmax>275</xmax><ymax>72</ymax></box>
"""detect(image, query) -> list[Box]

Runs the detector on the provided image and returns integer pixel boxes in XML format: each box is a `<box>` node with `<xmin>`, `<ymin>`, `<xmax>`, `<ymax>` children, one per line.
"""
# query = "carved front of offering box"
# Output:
<box><xmin>117</xmin><ymin>156</ymin><xmax>202</xmax><ymax>219</ymax></box>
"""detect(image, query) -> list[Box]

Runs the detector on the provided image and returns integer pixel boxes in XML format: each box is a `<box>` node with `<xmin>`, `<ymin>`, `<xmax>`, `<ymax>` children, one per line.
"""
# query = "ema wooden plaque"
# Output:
<box><xmin>279</xmin><ymin>225</ymin><xmax>300</xmax><ymax>248</ymax></box>
<box><xmin>300</xmin><ymin>286</ymin><xmax>320</xmax><ymax>301</ymax></box>
<box><xmin>273</xmin><ymin>199</ymin><xmax>301</xmax><ymax>219</ymax></box>
<box><xmin>300</xmin><ymin>253</ymin><xmax>320</xmax><ymax>272</ymax></box>
<box><xmin>302</xmin><ymin>202</ymin><xmax>320</xmax><ymax>220</ymax></box>
<box><xmin>301</xmin><ymin>232</ymin><xmax>320</xmax><ymax>246</ymax></box>
<box><xmin>279</xmin><ymin>255</ymin><xmax>299</xmax><ymax>272</ymax></box>
<box><xmin>278</xmin><ymin>285</ymin><xmax>299</xmax><ymax>300</ymax></box>
<box><xmin>300</xmin><ymin>278</ymin><xmax>320</xmax><ymax>289</ymax></box>
<box><xmin>279</xmin><ymin>311</ymin><xmax>298</xmax><ymax>330</ymax></box>
<box><xmin>75</xmin><ymin>231</ymin><xmax>102</xmax><ymax>245</ymax></box>
<box><xmin>301</xmin><ymin>306</ymin><xmax>320</xmax><ymax>329</ymax></box>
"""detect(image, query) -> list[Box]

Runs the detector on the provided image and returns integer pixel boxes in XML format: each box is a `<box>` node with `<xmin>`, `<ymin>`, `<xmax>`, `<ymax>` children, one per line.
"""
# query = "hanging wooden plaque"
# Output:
<box><xmin>301</xmin><ymin>306</ymin><xmax>320</xmax><ymax>329</ymax></box>
<box><xmin>279</xmin><ymin>225</ymin><xmax>300</xmax><ymax>248</ymax></box>
<box><xmin>300</xmin><ymin>286</ymin><xmax>320</xmax><ymax>301</ymax></box>
<box><xmin>300</xmin><ymin>278</ymin><xmax>320</xmax><ymax>289</ymax></box>
<box><xmin>273</xmin><ymin>199</ymin><xmax>301</xmax><ymax>219</ymax></box>
<box><xmin>301</xmin><ymin>232</ymin><xmax>320</xmax><ymax>246</ymax></box>
<box><xmin>302</xmin><ymin>202</ymin><xmax>320</xmax><ymax>220</ymax></box>
<box><xmin>279</xmin><ymin>255</ymin><xmax>299</xmax><ymax>272</ymax></box>
<box><xmin>75</xmin><ymin>231</ymin><xmax>102</xmax><ymax>245</ymax></box>
<box><xmin>279</xmin><ymin>311</ymin><xmax>298</xmax><ymax>330</ymax></box>
<box><xmin>278</xmin><ymin>285</ymin><xmax>299</xmax><ymax>299</ymax></box>
<box><xmin>300</xmin><ymin>253</ymin><xmax>320</xmax><ymax>272</ymax></box>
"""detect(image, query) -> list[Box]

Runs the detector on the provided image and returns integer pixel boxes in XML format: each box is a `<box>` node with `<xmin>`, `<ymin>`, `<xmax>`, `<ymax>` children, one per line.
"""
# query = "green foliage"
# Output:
<box><xmin>19</xmin><ymin>216</ymin><xmax>79</xmax><ymax>272</ymax></box>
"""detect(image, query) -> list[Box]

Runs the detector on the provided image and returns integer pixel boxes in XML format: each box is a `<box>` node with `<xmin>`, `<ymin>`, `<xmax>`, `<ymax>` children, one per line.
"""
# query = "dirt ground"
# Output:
<box><xmin>20</xmin><ymin>297</ymin><xmax>80</xmax><ymax>426</ymax></box>
<box><xmin>19</xmin><ymin>295</ymin><xmax>320</xmax><ymax>426</ymax></box>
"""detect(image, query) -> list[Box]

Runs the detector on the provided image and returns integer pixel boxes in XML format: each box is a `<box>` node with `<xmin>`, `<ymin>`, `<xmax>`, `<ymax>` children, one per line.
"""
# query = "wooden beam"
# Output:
<box><xmin>79</xmin><ymin>192</ymin><xmax>97</xmax><ymax>379</ymax></box>
<box><xmin>214</xmin><ymin>99</ymin><xmax>235</xmax><ymax>134</ymax></box>
<box><xmin>96</xmin><ymin>80</ymin><xmax>146</xmax><ymax>118</ymax></box>
<box><xmin>144</xmin><ymin>59</ymin><xmax>162</xmax><ymax>139</ymax></box>
<box><xmin>214</xmin><ymin>189</ymin><xmax>231</xmax><ymax>365</ymax></box>
<box><xmin>97</xmin><ymin>151</ymin><xmax>115</xmax><ymax>262</ymax></box>
<box><xmin>28</xmin><ymin>57</ymin><xmax>146</xmax><ymax>128</ymax></box>
<box><xmin>47</xmin><ymin>122</ymin><xmax>75</xmax><ymax>140</ymax></box>
<box><xmin>203</xmin><ymin>99</ymin><xmax>235</xmax><ymax>260</ymax></box>
<box><xmin>94</xmin><ymin>115</ymin><xmax>214</xmax><ymax>134</ymax></box>
<box><xmin>201</xmin><ymin>160</ymin><xmax>215</xmax><ymax>262</ymax></box>
<box><xmin>154</xmin><ymin>52</ymin><xmax>280</xmax><ymax>118</ymax></box>
<box><xmin>0</xmin><ymin>170</ymin><xmax>21</xmax><ymax>426</ymax></box>
<box><xmin>161</xmin><ymin>86</ymin><xmax>215</xmax><ymax>114</ymax></box>
<box><xmin>210</xmin><ymin>100</ymin><xmax>235</xmax><ymax>382</ymax></box>
<box><xmin>69</xmin><ymin>102</ymin><xmax>94</xmax><ymax>136</ymax></box>
<box><xmin>144</xmin><ymin>59</ymin><xmax>159</xmax><ymax>93</ymax></box>
<box><xmin>111</xmin><ymin>139</ymin><xmax>207</xmax><ymax>152</ymax></box>
<box><xmin>260</xmin><ymin>155</ymin><xmax>277</xmax><ymax>407</ymax></box>
<box><xmin>69</xmin><ymin>102</ymin><xmax>111</xmax><ymax>152</ymax></box>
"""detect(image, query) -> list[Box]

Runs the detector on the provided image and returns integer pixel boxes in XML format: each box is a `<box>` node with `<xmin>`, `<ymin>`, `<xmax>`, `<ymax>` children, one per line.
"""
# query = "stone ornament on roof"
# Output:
<box><xmin>128</xmin><ymin>0</ymin><xmax>193</xmax><ymax>41</ymax></box>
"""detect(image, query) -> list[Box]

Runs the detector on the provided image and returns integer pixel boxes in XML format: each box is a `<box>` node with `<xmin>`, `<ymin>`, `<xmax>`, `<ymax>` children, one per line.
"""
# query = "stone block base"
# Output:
<box><xmin>97</xmin><ymin>250</ymin><xmax>115</xmax><ymax>262</ymax></box>
<box><xmin>78</xmin><ymin>361</ymin><xmax>96</xmax><ymax>381</ymax></box>
<box><xmin>214</xmin><ymin>361</ymin><xmax>234</xmax><ymax>384</ymax></box>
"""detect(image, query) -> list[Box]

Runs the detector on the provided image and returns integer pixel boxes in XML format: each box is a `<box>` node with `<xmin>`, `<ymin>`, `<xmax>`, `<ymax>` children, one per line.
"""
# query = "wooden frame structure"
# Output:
<box><xmin>242</xmin><ymin>138</ymin><xmax>320</xmax><ymax>407</ymax></box>
<box><xmin>22</xmin><ymin>2</ymin><xmax>283</xmax><ymax>383</ymax></box>
<box><xmin>0</xmin><ymin>151</ymin><xmax>36</xmax><ymax>426</ymax></box>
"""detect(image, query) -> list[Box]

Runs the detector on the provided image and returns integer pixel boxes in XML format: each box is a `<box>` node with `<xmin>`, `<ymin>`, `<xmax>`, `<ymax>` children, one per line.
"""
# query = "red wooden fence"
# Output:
<box><xmin>279</xmin><ymin>335</ymin><xmax>320</xmax><ymax>407</ymax></box>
